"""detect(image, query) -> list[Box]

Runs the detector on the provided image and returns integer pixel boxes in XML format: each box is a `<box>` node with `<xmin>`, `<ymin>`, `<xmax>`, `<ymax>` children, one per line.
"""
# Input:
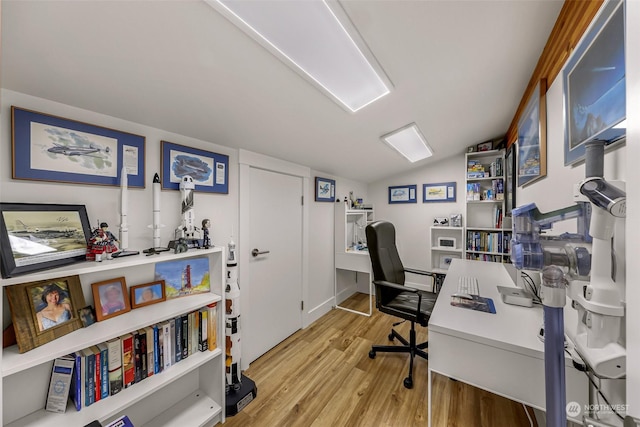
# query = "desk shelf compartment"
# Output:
<box><xmin>430</xmin><ymin>226</ymin><xmax>464</xmax><ymax>274</ymax></box>
<box><xmin>335</xmin><ymin>203</ymin><xmax>374</xmax><ymax>316</ymax></box>
<box><xmin>1</xmin><ymin>248</ymin><xmax>226</xmax><ymax>427</ymax></box>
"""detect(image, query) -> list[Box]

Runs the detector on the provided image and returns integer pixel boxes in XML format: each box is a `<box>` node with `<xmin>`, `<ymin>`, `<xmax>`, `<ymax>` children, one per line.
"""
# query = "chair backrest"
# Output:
<box><xmin>365</xmin><ymin>220</ymin><xmax>405</xmax><ymax>286</ymax></box>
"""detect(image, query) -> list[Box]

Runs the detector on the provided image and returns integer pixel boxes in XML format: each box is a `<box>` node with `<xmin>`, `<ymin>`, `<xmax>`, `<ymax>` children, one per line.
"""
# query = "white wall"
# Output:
<box><xmin>368</xmin><ymin>155</ymin><xmax>465</xmax><ymax>286</ymax></box>
<box><xmin>306</xmin><ymin>170</ymin><xmax>368</xmax><ymax>323</ymax></box>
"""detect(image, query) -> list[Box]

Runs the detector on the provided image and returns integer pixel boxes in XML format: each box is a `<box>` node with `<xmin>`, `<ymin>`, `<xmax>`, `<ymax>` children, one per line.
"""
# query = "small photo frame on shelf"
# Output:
<box><xmin>476</xmin><ymin>141</ymin><xmax>493</xmax><ymax>152</ymax></box>
<box><xmin>11</xmin><ymin>106</ymin><xmax>146</xmax><ymax>188</ymax></box>
<box><xmin>92</xmin><ymin>277</ymin><xmax>131</xmax><ymax>321</ymax></box>
<box><xmin>388</xmin><ymin>185</ymin><xmax>417</xmax><ymax>204</ymax></box>
<box><xmin>518</xmin><ymin>79</ymin><xmax>547</xmax><ymax>187</ymax></box>
<box><xmin>314</xmin><ymin>177</ymin><xmax>335</xmax><ymax>202</ymax></box>
<box><xmin>5</xmin><ymin>275</ymin><xmax>84</xmax><ymax>353</ymax></box>
<box><xmin>78</xmin><ymin>306</ymin><xmax>97</xmax><ymax>328</ymax></box>
<box><xmin>154</xmin><ymin>256</ymin><xmax>210</xmax><ymax>299</ymax></box>
<box><xmin>130</xmin><ymin>280</ymin><xmax>166</xmax><ymax>309</ymax></box>
<box><xmin>439</xmin><ymin>253</ymin><xmax>461</xmax><ymax>270</ymax></box>
<box><xmin>423</xmin><ymin>182</ymin><xmax>456</xmax><ymax>203</ymax></box>
<box><xmin>0</xmin><ymin>203</ymin><xmax>92</xmax><ymax>278</ymax></box>
<box><xmin>161</xmin><ymin>140</ymin><xmax>229</xmax><ymax>194</ymax></box>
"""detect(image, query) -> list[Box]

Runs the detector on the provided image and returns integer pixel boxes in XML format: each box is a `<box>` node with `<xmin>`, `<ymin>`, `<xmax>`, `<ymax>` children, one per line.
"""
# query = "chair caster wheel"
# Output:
<box><xmin>404</xmin><ymin>377</ymin><xmax>413</xmax><ymax>389</ymax></box>
<box><xmin>369</xmin><ymin>350</ymin><xmax>376</xmax><ymax>359</ymax></box>
<box><xmin>388</xmin><ymin>333</ymin><xmax>395</xmax><ymax>341</ymax></box>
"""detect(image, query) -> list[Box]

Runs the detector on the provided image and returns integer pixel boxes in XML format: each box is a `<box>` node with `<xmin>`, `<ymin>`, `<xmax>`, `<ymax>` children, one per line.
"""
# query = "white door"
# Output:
<box><xmin>245</xmin><ymin>167</ymin><xmax>303</xmax><ymax>363</ymax></box>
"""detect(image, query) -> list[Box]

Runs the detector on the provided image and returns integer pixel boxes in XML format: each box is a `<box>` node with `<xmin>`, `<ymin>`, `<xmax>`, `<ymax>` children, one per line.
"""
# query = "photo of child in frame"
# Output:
<box><xmin>91</xmin><ymin>277</ymin><xmax>131</xmax><ymax>322</ymax></box>
<box><xmin>100</xmin><ymin>284</ymin><xmax>126</xmax><ymax>316</ymax></box>
<box><xmin>130</xmin><ymin>280</ymin><xmax>166</xmax><ymax>309</ymax></box>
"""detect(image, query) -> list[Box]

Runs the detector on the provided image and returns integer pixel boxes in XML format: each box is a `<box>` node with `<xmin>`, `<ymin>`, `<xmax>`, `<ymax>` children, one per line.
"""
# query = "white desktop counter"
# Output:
<box><xmin>427</xmin><ymin>259</ymin><xmax>588</xmax><ymax>425</ymax></box>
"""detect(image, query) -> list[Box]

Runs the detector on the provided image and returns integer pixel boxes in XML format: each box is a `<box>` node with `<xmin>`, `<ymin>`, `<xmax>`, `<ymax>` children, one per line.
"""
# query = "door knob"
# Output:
<box><xmin>252</xmin><ymin>248</ymin><xmax>270</xmax><ymax>257</ymax></box>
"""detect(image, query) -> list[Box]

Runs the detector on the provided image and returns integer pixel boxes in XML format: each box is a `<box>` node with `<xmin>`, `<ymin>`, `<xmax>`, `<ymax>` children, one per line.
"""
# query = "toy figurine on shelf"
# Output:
<box><xmin>86</xmin><ymin>222</ymin><xmax>119</xmax><ymax>262</ymax></box>
<box><xmin>202</xmin><ymin>219</ymin><xmax>211</xmax><ymax>249</ymax></box>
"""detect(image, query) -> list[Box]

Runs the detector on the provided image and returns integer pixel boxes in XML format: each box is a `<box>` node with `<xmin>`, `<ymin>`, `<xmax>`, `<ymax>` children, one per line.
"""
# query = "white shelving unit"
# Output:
<box><xmin>334</xmin><ymin>202</ymin><xmax>374</xmax><ymax>316</ymax></box>
<box><xmin>429</xmin><ymin>226</ymin><xmax>464</xmax><ymax>274</ymax></box>
<box><xmin>1</xmin><ymin>248</ymin><xmax>226</xmax><ymax>427</ymax></box>
<box><xmin>465</xmin><ymin>149</ymin><xmax>512</xmax><ymax>264</ymax></box>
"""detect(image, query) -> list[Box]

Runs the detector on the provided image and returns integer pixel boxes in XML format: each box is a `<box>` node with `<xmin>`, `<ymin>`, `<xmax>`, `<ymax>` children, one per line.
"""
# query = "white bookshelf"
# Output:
<box><xmin>1</xmin><ymin>248</ymin><xmax>226</xmax><ymax>427</ymax></box>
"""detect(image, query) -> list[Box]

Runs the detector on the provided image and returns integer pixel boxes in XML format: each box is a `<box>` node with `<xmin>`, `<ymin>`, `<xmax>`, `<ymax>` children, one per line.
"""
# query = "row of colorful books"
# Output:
<box><xmin>55</xmin><ymin>302</ymin><xmax>218</xmax><ymax>412</ymax></box>
<box><xmin>466</xmin><ymin>230</ymin><xmax>512</xmax><ymax>254</ymax></box>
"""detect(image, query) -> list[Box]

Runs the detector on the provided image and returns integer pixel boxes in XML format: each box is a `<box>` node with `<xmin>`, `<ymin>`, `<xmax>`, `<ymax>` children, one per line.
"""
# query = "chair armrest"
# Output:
<box><xmin>404</xmin><ymin>268</ymin><xmax>436</xmax><ymax>277</ymax></box>
<box><xmin>372</xmin><ymin>280</ymin><xmax>423</xmax><ymax>320</ymax></box>
<box><xmin>372</xmin><ymin>280</ymin><xmax>418</xmax><ymax>293</ymax></box>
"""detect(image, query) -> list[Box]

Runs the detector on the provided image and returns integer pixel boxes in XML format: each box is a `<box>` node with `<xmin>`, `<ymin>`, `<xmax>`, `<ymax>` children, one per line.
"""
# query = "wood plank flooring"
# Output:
<box><xmin>220</xmin><ymin>293</ymin><xmax>536</xmax><ymax>427</ymax></box>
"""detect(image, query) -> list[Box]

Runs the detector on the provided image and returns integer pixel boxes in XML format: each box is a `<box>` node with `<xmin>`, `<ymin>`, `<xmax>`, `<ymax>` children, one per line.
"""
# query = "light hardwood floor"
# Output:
<box><xmin>220</xmin><ymin>293</ymin><xmax>536</xmax><ymax>427</ymax></box>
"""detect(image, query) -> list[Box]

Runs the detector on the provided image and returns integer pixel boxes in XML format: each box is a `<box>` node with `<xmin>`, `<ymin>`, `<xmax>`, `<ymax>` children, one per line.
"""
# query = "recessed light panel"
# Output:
<box><xmin>382</xmin><ymin>124</ymin><xmax>433</xmax><ymax>163</ymax></box>
<box><xmin>207</xmin><ymin>0</ymin><xmax>391</xmax><ymax>112</ymax></box>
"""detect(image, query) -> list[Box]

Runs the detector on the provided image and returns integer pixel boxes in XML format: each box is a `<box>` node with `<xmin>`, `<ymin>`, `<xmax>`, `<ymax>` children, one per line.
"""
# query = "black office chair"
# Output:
<box><xmin>365</xmin><ymin>220</ymin><xmax>438</xmax><ymax>389</ymax></box>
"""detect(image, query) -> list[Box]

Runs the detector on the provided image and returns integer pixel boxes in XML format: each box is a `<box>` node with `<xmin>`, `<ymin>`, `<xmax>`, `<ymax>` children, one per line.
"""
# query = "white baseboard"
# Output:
<box><xmin>305</xmin><ymin>297</ymin><xmax>334</xmax><ymax>327</ymax></box>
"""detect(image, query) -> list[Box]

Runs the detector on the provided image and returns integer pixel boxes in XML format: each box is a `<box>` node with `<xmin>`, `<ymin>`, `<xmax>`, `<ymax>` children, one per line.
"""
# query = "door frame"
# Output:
<box><xmin>238</xmin><ymin>149</ymin><xmax>310</xmax><ymax>369</ymax></box>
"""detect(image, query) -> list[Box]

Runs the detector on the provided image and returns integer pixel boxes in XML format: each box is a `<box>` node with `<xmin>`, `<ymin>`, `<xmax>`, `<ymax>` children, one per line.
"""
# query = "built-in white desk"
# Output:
<box><xmin>427</xmin><ymin>259</ymin><xmax>588</xmax><ymax>425</ymax></box>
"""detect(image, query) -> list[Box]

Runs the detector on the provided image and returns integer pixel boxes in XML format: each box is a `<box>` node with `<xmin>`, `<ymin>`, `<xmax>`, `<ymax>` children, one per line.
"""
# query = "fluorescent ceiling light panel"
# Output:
<box><xmin>208</xmin><ymin>0</ymin><xmax>391</xmax><ymax>112</ymax></box>
<box><xmin>382</xmin><ymin>124</ymin><xmax>433</xmax><ymax>163</ymax></box>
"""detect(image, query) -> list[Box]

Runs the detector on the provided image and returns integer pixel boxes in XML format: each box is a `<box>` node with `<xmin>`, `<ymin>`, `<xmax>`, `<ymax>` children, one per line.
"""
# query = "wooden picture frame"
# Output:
<box><xmin>476</xmin><ymin>141</ymin><xmax>493</xmax><ymax>152</ymax></box>
<box><xmin>130</xmin><ymin>280</ymin><xmax>166</xmax><ymax>309</ymax></box>
<box><xmin>388</xmin><ymin>185</ymin><xmax>417</xmax><ymax>204</ymax></box>
<box><xmin>78</xmin><ymin>306</ymin><xmax>97</xmax><ymax>327</ymax></box>
<box><xmin>314</xmin><ymin>177</ymin><xmax>335</xmax><ymax>202</ymax></box>
<box><xmin>92</xmin><ymin>277</ymin><xmax>131</xmax><ymax>321</ymax></box>
<box><xmin>5</xmin><ymin>275</ymin><xmax>84</xmax><ymax>353</ymax></box>
<box><xmin>423</xmin><ymin>182</ymin><xmax>456</xmax><ymax>203</ymax></box>
<box><xmin>0</xmin><ymin>203</ymin><xmax>92</xmax><ymax>278</ymax></box>
<box><xmin>161</xmin><ymin>140</ymin><xmax>229</xmax><ymax>194</ymax></box>
<box><xmin>518</xmin><ymin>79</ymin><xmax>547</xmax><ymax>187</ymax></box>
<box><xmin>11</xmin><ymin>106</ymin><xmax>145</xmax><ymax>187</ymax></box>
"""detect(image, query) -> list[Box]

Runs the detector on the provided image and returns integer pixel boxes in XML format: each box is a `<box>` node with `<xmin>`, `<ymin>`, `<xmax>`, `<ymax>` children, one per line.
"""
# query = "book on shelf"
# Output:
<box><xmin>207</xmin><ymin>302</ymin><xmax>218</xmax><ymax>351</ymax></box>
<box><xmin>153</xmin><ymin>324</ymin><xmax>162</xmax><ymax>374</ymax></box>
<box><xmin>81</xmin><ymin>347</ymin><xmax>96</xmax><ymax>407</ymax></box>
<box><xmin>133</xmin><ymin>330</ymin><xmax>142</xmax><ymax>384</ymax></box>
<box><xmin>188</xmin><ymin>311</ymin><xmax>197</xmax><ymax>356</ymax></box>
<box><xmin>198</xmin><ymin>307</ymin><xmax>208</xmax><ymax>352</ymax></box>
<box><xmin>144</xmin><ymin>326</ymin><xmax>155</xmax><ymax>377</ymax></box>
<box><xmin>96</xmin><ymin>342</ymin><xmax>110</xmax><ymax>400</ymax></box>
<box><xmin>45</xmin><ymin>355</ymin><xmax>75</xmax><ymax>413</ymax></box>
<box><xmin>106</xmin><ymin>337</ymin><xmax>123</xmax><ymax>396</ymax></box>
<box><xmin>89</xmin><ymin>345</ymin><xmax>102</xmax><ymax>403</ymax></box>
<box><xmin>69</xmin><ymin>350</ymin><xmax>83</xmax><ymax>411</ymax></box>
<box><xmin>173</xmin><ymin>317</ymin><xmax>182</xmax><ymax>364</ymax></box>
<box><xmin>181</xmin><ymin>314</ymin><xmax>189</xmax><ymax>360</ymax></box>
<box><xmin>137</xmin><ymin>328</ymin><xmax>149</xmax><ymax>381</ymax></box>
<box><xmin>120</xmin><ymin>333</ymin><xmax>135</xmax><ymax>389</ymax></box>
<box><xmin>161</xmin><ymin>321</ymin><xmax>173</xmax><ymax>370</ymax></box>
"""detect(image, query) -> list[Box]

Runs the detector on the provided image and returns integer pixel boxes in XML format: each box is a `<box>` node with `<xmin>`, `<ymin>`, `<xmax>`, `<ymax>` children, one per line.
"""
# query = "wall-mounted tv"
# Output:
<box><xmin>563</xmin><ymin>0</ymin><xmax>625</xmax><ymax>166</ymax></box>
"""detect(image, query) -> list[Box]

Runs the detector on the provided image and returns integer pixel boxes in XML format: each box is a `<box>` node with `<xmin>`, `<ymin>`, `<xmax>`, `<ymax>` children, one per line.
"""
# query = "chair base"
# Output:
<box><xmin>369</xmin><ymin>322</ymin><xmax>428</xmax><ymax>389</ymax></box>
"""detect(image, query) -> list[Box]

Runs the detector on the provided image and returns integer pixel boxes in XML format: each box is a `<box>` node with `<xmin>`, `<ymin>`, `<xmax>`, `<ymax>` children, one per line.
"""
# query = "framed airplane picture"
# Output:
<box><xmin>161</xmin><ymin>141</ymin><xmax>229</xmax><ymax>194</ymax></box>
<box><xmin>11</xmin><ymin>106</ymin><xmax>145</xmax><ymax>187</ymax></box>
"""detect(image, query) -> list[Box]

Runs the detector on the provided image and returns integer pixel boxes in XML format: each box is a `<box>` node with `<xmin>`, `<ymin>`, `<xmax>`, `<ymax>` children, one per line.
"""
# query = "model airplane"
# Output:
<box><xmin>47</xmin><ymin>142</ymin><xmax>110</xmax><ymax>157</ymax></box>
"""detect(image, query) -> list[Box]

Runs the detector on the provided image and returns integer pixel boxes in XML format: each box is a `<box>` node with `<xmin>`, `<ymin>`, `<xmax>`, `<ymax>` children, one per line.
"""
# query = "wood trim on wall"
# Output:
<box><xmin>506</xmin><ymin>0</ymin><xmax>604</xmax><ymax>146</ymax></box>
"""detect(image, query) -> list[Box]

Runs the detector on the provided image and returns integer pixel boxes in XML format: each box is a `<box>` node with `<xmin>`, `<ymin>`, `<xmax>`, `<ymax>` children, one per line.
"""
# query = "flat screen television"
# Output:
<box><xmin>563</xmin><ymin>0</ymin><xmax>625</xmax><ymax>166</ymax></box>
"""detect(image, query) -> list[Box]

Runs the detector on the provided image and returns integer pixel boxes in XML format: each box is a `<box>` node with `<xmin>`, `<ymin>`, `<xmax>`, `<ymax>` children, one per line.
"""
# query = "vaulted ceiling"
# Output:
<box><xmin>1</xmin><ymin>0</ymin><xmax>563</xmax><ymax>183</ymax></box>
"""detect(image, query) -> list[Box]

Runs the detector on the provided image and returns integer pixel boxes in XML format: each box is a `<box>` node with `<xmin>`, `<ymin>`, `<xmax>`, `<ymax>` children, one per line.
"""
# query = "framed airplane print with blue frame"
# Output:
<box><xmin>161</xmin><ymin>141</ymin><xmax>229</xmax><ymax>194</ymax></box>
<box><xmin>11</xmin><ymin>106</ymin><xmax>145</xmax><ymax>187</ymax></box>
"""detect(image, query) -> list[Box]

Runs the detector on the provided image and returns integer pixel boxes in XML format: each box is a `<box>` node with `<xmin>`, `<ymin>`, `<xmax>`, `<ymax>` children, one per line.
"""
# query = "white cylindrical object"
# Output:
<box><xmin>120</xmin><ymin>167</ymin><xmax>129</xmax><ymax>250</ymax></box>
<box><xmin>153</xmin><ymin>179</ymin><xmax>161</xmax><ymax>247</ymax></box>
